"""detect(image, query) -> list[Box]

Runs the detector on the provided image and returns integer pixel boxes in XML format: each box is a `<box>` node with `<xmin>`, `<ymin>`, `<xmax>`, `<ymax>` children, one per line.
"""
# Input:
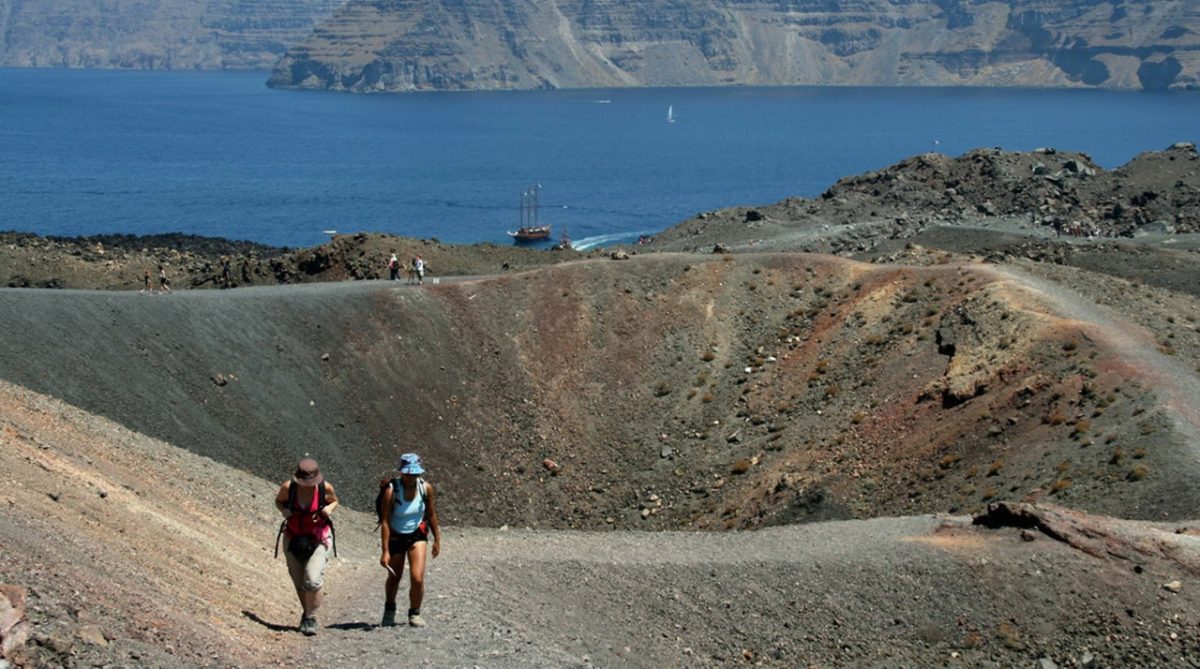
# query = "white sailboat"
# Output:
<box><xmin>667</xmin><ymin>105</ymin><xmax>675</xmax><ymax>124</ymax></box>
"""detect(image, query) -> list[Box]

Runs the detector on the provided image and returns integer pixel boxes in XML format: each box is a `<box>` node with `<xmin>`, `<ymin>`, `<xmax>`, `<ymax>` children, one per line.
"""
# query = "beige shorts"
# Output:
<box><xmin>285</xmin><ymin>543</ymin><xmax>329</xmax><ymax>592</ymax></box>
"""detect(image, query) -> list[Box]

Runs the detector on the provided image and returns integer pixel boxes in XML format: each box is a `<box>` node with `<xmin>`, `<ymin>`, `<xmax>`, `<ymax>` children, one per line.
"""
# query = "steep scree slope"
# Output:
<box><xmin>0</xmin><ymin>0</ymin><xmax>346</xmax><ymax>69</ymax></box>
<box><xmin>269</xmin><ymin>0</ymin><xmax>1200</xmax><ymax>92</ymax></box>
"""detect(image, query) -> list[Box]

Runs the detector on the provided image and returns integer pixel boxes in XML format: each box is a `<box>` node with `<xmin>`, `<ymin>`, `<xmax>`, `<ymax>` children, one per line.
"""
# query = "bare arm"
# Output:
<box><xmin>274</xmin><ymin>482</ymin><xmax>292</xmax><ymax>517</ymax></box>
<box><xmin>425</xmin><ymin>482</ymin><xmax>442</xmax><ymax>557</ymax></box>
<box><xmin>320</xmin><ymin>482</ymin><xmax>339</xmax><ymax>517</ymax></box>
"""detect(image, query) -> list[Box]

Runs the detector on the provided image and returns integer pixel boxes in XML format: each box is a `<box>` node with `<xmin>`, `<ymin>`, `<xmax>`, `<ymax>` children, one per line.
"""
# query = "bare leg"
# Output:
<box><xmin>407</xmin><ymin>541</ymin><xmax>428</xmax><ymax>613</ymax></box>
<box><xmin>302</xmin><ymin>589</ymin><xmax>323</xmax><ymax>616</ymax></box>
<box><xmin>385</xmin><ymin>551</ymin><xmax>408</xmax><ymax>605</ymax></box>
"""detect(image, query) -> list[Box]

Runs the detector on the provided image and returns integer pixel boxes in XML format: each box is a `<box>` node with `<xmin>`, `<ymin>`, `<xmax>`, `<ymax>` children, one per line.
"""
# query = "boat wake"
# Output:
<box><xmin>570</xmin><ymin>230</ymin><xmax>657</xmax><ymax>251</ymax></box>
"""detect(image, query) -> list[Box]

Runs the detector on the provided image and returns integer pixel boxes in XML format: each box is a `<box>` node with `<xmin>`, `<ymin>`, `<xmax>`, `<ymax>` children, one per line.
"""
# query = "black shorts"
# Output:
<box><xmin>388</xmin><ymin>525</ymin><xmax>428</xmax><ymax>555</ymax></box>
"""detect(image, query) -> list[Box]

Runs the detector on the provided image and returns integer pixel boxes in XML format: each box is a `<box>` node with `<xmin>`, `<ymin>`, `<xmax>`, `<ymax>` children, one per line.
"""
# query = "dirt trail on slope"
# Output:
<box><xmin>982</xmin><ymin>263</ymin><xmax>1200</xmax><ymax>457</ymax></box>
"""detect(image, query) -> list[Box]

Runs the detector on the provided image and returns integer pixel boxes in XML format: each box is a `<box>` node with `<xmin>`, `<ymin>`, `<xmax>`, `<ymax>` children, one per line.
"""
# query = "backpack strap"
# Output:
<box><xmin>287</xmin><ymin>480</ymin><xmax>328</xmax><ymax>512</ymax></box>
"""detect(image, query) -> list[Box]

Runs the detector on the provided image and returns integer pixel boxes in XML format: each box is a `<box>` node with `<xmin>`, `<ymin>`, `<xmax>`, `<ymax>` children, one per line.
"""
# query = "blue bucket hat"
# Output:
<box><xmin>397</xmin><ymin>453</ymin><xmax>425</xmax><ymax>475</ymax></box>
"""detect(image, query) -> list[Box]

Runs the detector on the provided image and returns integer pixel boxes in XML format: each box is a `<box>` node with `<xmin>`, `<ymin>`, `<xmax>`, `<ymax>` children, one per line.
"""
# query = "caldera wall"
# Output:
<box><xmin>1</xmin><ymin>254</ymin><xmax>1195</xmax><ymax>528</ymax></box>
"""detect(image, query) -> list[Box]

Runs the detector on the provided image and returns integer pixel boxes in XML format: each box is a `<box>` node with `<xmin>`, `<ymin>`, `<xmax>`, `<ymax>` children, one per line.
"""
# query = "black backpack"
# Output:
<box><xmin>375</xmin><ymin>477</ymin><xmax>425</xmax><ymax>528</ymax></box>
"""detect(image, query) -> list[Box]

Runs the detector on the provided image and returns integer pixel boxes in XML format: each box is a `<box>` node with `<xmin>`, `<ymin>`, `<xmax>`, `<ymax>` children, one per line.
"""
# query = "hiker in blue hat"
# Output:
<box><xmin>379</xmin><ymin>453</ymin><xmax>441</xmax><ymax>627</ymax></box>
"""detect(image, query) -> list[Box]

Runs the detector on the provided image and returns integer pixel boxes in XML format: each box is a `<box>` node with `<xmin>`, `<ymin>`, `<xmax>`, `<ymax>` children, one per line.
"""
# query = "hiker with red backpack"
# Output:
<box><xmin>378</xmin><ymin>453</ymin><xmax>441</xmax><ymax>627</ymax></box>
<box><xmin>275</xmin><ymin>458</ymin><xmax>339</xmax><ymax>636</ymax></box>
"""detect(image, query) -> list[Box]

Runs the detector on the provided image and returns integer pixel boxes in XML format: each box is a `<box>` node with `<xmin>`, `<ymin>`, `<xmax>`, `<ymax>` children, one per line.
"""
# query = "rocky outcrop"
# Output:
<box><xmin>0</xmin><ymin>585</ymin><xmax>29</xmax><ymax>662</ymax></box>
<box><xmin>650</xmin><ymin>142</ymin><xmax>1200</xmax><ymax>254</ymax></box>
<box><xmin>269</xmin><ymin>0</ymin><xmax>1200</xmax><ymax>92</ymax></box>
<box><xmin>0</xmin><ymin>0</ymin><xmax>346</xmax><ymax>69</ymax></box>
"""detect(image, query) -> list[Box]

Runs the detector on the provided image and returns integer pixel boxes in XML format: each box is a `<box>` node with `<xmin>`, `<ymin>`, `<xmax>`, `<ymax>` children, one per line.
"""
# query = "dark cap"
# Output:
<box><xmin>292</xmin><ymin>458</ymin><xmax>324</xmax><ymax>487</ymax></box>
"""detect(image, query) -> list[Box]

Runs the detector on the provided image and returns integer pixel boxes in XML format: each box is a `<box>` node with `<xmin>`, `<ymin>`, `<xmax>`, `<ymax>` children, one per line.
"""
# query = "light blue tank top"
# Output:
<box><xmin>389</xmin><ymin>480</ymin><xmax>425</xmax><ymax>534</ymax></box>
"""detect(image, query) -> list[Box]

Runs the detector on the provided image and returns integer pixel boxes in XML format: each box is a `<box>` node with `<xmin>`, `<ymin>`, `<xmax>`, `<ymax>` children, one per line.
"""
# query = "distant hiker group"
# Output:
<box><xmin>139</xmin><ymin>265</ymin><xmax>171</xmax><ymax>294</ymax></box>
<box><xmin>275</xmin><ymin>453</ymin><xmax>441</xmax><ymax>637</ymax></box>
<box><xmin>387</xmin><ymin>251</ymin><xmax>428</xmax><ymax>285</ymax></box>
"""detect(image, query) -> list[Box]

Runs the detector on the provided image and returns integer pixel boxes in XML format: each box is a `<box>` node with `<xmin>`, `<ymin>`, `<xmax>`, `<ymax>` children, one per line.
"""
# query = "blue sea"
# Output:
<box><xmin>1</xmin><ymin>68</ymin><xmax>1197</xmax><ymax>250</ymax></box>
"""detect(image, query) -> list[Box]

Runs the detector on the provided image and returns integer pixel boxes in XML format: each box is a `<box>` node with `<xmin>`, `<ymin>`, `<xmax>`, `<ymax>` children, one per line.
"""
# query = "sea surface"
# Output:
<box><xmin>1</xmin><ymin>68</ymin><xmax>1198</xmax><ymax>250</ymax></box>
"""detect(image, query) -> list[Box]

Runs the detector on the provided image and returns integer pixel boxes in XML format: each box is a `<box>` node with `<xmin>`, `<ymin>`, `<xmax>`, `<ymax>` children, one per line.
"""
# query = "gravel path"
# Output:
<box><xmin>278</xmin><ymin>512</ymin><xmax>1200</xmax><ymax>669</ymax></box>
<box><xmin>983</xmin><ymin>263</ymin><xmax>1200</xmax><ymax>459</ymax></box>
<box><xmin>296</xmin><ymin>516</ymin><xmax>973</xmax><ymax>669</ymax></box>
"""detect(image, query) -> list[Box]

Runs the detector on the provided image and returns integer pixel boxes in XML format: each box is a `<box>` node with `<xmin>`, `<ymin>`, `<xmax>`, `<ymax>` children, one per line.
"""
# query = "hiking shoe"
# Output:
<box><xmin>381</xmin><ymin>607</ymin><xmax>397</xmax><ymax>627</ymax></box>
<box><xmin>299</xmin><ymin>616</ymin><xmax>317</xmax><ymax>636</ymax></box>
<box><xmin>408</xmin><ymin>613</ymin><xmax>426</xmax><ymax>628</ymax></box>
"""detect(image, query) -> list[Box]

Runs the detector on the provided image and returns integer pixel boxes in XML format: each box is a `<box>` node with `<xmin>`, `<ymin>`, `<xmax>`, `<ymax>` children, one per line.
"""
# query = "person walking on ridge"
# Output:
<box><xmin>414</xmin><ymin>255</ymin><xmax>425</xmax><ymax>286</ymax></box>
<box><xmin>379</xmin><ymin>453</ymin><xmax>441</xmax><ymax>627</ymax></box>
<box><xmin>157</xmin><ymin>265</ymin><xmax>171</xmax><ymax>293</ymax></box>
<box><xmin>388</xmin><ymin>252</ymin><xmax>400</xmax><ymax>281</ymax></box>
<box><xmin>275</xmin><ymin>458</ymin><xmax>339</xmax><ymax>636</ymax></box>
<box><xmin>140</xmin><ymin>269</ymin><xmax>153</xmax><ymax>294</ymax></box>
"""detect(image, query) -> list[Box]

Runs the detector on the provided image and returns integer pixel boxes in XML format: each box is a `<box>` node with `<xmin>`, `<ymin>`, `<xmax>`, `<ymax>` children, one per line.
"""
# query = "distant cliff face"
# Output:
<box><xmin>268</xmin><ymin>0</ymin><xmax>1200</xmax><ymax>92</ymax></box>
<box><xmin>0</xmin><ymin>0</ymin><xmax>346</xmax><ymax>70</ymax></box>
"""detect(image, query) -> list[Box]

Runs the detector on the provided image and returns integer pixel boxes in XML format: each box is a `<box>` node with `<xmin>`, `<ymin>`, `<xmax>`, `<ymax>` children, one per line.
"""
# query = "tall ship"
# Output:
<box><xmin>509</xmin><ymin>184</ymin><xmax>551</xmax><ymax>242</ymax></box>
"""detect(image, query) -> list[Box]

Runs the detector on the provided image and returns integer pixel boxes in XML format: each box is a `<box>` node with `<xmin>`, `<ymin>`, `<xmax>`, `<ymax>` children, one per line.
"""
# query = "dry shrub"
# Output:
<box><xmin>1127</xmin><ymin>466</ymin><xmax>1149</xmax><ymax>481</ymax></box>
<box><xmin>850</xmin><ymin>411</ymin><xmax>867</xmax><ymax>425</ymax></box>
<box><xmin>996</xmin><ymin>622</ymin><xmax>1022</xmax><ymax>649</ymax></box>
<box><xmin>1133</xmin><ymin>447</ymin><xmax>1148</xmax><ymax>459</ymax></box>
<box><xmin>1110</xmin><ymin>448</ymin><xmax>1126</xmax><ymax>465</ymax></box>
<box><xmin>701</xmin><ymin>351</ymin><xmax>715</xmax><ymax>362</ymax></box>
<box><xmin>939</xmin><ymin>454</ymin><xmax>961</xmax><ymax>469</ymax></box>
<box><xmin>986</xmin><ymin>460</ymin><xmax>1003</xmax><ymax>476</ymax></box>
<box><xmin>965</xmin><ymin>465</ymin><xmax>979</xmax><ymax>479</ymax></box>
<box><xmin>1051</xmin><ymin>478</ymin><xmax>1072</xmax><ymax>493</ymax></box>
<box><xmin>1073</xmin><ymin>419</ymin><xmax>1090</xmax><ymax>435</ymax></box>
<box><xmin>1046</xmin><ymin>410</ymin><xmax>1065</xmax><ymax>426</ymax></box>
<box><xmin>701</xmin><ymin>392</ymin><xmax>716</xmax><ymax>403</ymax></box>
<box><xmin>1063</xmin><ymin>340</ymin><xmax>1078</xmax><ymax>352</ymax></box>
<box><xmin>730</xmin><ymin>459</ymin><xmax>752</xmax><ymax>475</ymax></box>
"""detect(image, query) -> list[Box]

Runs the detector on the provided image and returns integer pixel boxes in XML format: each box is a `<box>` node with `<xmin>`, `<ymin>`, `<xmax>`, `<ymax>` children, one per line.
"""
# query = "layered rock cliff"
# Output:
<box><xmin>268</xmin><ymin>0</ymin><xmax>1200</xmax><ymax>92</ymax></box>
<box><xmin>0</xmin><ymin>0</ymin><xmax>346</xmax><ymax>69</ymax></box>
